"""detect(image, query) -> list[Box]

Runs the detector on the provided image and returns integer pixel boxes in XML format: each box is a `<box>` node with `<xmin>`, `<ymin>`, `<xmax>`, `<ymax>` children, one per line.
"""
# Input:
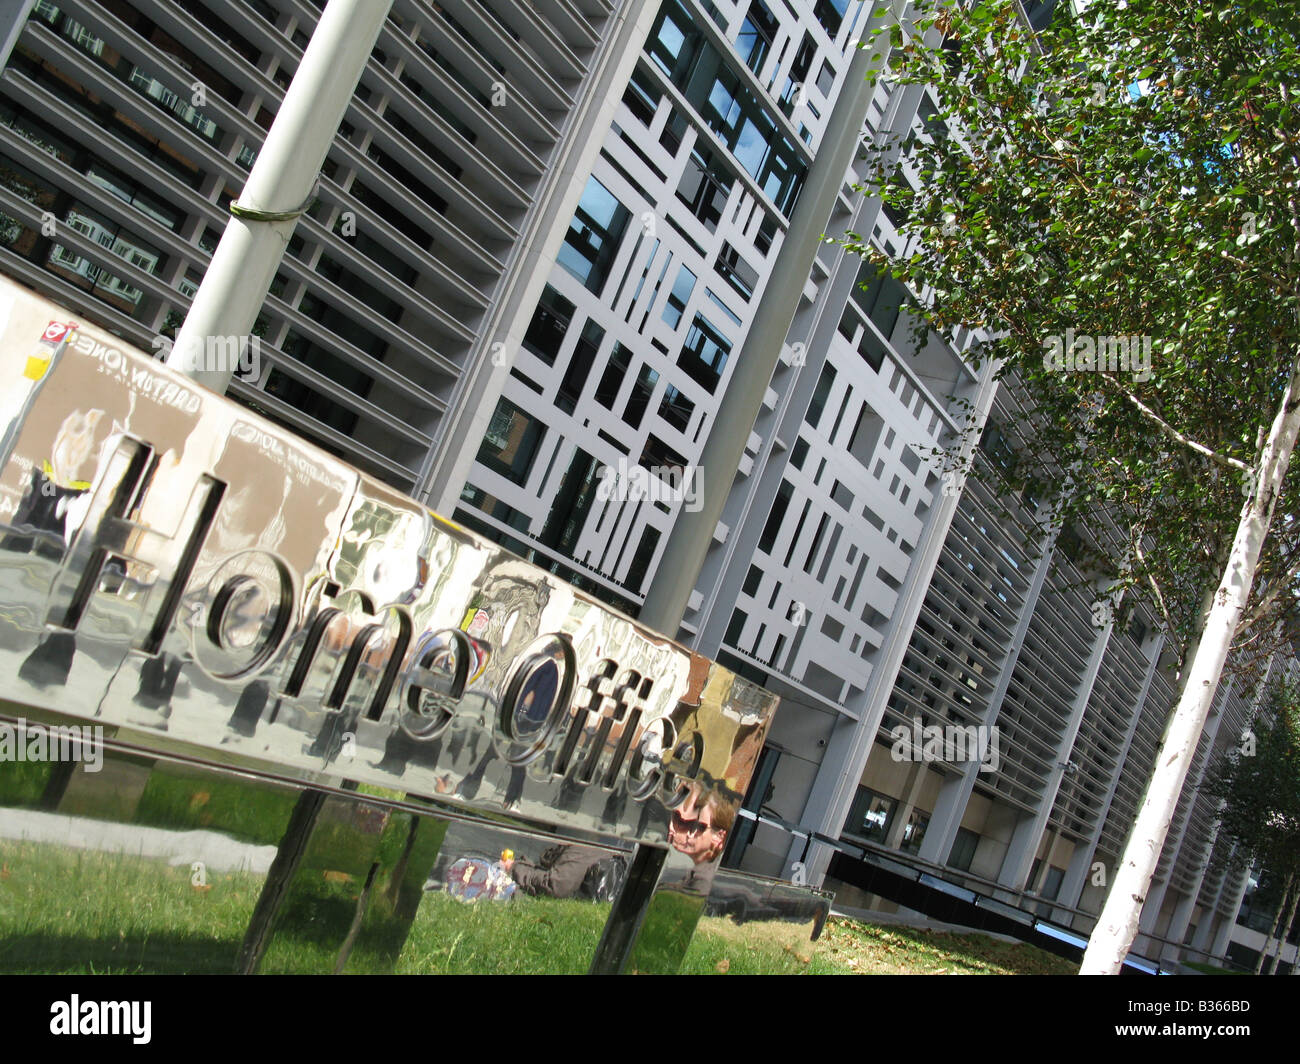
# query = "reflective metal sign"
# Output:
<box><xmin>0</xmin><ymin>277</ymin><xmax>777</xmax><ymax>851</ymax></box>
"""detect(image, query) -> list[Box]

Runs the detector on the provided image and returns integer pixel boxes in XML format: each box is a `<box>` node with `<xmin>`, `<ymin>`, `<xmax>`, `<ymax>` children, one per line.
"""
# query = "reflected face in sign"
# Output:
<box><xmin>668</xmin><ymin>790</ymin><xmax>727</xmax><ymax>864</ymax></box>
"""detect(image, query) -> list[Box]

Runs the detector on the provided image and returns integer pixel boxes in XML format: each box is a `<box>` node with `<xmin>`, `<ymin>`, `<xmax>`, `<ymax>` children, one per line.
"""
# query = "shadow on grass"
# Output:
<box><xmin>0</xmin><ymin>932</ymin><xmax>240</xmax><ymax>974</ymax></box>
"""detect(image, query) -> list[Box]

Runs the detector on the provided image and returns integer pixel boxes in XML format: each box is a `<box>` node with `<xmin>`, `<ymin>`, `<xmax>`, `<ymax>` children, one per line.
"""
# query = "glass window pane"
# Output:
<box><xmin>477</xmin><ymin>398</ymin><xmax>546</xmax><ymax>486</ymax></box>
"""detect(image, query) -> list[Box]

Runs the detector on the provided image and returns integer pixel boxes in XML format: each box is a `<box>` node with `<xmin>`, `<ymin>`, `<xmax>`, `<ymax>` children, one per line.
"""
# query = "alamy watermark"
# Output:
<box><xmin>0</xmin><ymin>718</ymin><xmax>103</xmax><ymax>772</ymax></box>
<box><xmin>595</xmin><ymin>457</ymin><xmax>702</xmax><ymax>513</ymax></box>
<box><xmin>50</xmin><ymin>996</ymin><xmax>150</xmax><ymax>1044</ymax></box>
<box><xmin>890</xmin><ymin>715</ymin><xmax>1001</xmax><ymax>773</ymax></box>
<box><xmin>1043</xmin><ymin>328</ymin><xmax>1152</xmax><ymax>382</ymax></box>
<box><xmin>152</xmin><ymin>334</ymin><xmax>261</xmax><ymax>382</ymax></box>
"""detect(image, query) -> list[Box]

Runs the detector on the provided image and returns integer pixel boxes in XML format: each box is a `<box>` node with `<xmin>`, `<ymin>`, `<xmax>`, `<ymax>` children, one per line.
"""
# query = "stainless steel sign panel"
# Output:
<box><xmin>0</xmin><ymin>278</ymin><xmax>777</xmax><ymax>849</ymax></box>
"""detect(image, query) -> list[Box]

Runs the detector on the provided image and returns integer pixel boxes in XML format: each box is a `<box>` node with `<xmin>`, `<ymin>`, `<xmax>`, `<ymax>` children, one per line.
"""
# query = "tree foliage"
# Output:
<box><xmin>846</xmin><ymin>0</ymin><xmax>1300</xmax><ymax>972</ymax></box>
<box><xmin>1204</xmin><ymin>681</ymin><xmax>1300</xmax><ymax>875</ymax></box>
<box><xmin>848</xmin><ymin>0</ymin><xmax>1300</xmax><ymax>673</ymax></box>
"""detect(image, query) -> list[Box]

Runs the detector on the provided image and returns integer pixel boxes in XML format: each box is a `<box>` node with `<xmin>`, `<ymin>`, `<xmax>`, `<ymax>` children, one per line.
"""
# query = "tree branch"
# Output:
<box><xmin>1099</xmin><ymin>379</ymin><xmax>1252</xmax><ymax>472</ymax></box>
<box><xmin>1135</xmin><ymin>537</ymin><xmax>1182</xmax><ymax>657</ymax></box>
<box><xmin>1235</xmin><ymin>549</ymin><xmax>1300</xmax><ymax>637</ymax></box>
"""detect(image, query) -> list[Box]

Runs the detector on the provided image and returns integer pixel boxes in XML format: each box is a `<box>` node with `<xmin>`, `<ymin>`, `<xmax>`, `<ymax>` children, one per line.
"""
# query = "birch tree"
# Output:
<box><xmin>846</xmin><ymin>0</ymin><xmax>1300</xmax><ymax>973</ymax></box>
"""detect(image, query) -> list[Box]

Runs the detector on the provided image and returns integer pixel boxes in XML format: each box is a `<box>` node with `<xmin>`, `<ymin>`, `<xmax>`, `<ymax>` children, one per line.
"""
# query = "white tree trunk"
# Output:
<box><xmin>1080</xmin><ymin>347</ymin><xmax>1300</xmax><ymax>974</ymax></box>
<box><xmin>1267</xmin><ymin>878</ymin><xmax>1299</xmax><ymax>975</ymax></box>
<box><xmin>1257</xmin><ymin>873</ymin><xmax>1293</xmax><ymax>974</ymax></box>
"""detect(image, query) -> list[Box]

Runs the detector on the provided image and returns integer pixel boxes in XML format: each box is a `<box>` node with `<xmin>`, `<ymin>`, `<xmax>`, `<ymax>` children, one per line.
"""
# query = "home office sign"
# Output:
<box><xmin>0</xmin><ymin>277</ymin><xmax>776</xmax><ymax>844</ymax></box>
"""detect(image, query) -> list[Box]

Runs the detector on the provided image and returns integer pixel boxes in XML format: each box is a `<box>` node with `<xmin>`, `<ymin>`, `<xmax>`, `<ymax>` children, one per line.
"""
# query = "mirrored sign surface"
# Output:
<box><xmin>0</xmin><ymin>277</ymin><xmax>777</xmax><ymax>858</ymax></box>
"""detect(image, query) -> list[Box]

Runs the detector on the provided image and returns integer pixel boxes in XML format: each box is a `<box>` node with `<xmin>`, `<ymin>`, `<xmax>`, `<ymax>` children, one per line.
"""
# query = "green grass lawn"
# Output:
<box><xmin>809</xmin><ymin>917</ymin><xmax>1078</xmax><ymax>974</ymax></box>
<box><xmin>0</xmin><ymin>839</ymin><xmax>1078</xmax><ymax>974</ymax></box>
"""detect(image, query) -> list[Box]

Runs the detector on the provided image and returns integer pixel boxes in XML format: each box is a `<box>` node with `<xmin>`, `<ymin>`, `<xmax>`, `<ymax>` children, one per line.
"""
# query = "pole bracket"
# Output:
<box><xmin>228</xmin><ymin>180</ymin><xmax>319</xmax><ymax>223</ymax></box>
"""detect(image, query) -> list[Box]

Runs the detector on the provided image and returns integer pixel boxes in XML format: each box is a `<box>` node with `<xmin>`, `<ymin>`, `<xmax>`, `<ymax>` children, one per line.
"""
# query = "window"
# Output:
<box><xmin>724</xmin><ymin>608</ymin><xmax>749</xmax><ymax>648</ymax></box>
<box><xmin>677</xmin><ymin>314</ymin><xmax>732</xmax><ymax>392</ymax></box>
<box><xmin>315</xmin><ymin>256</ymin><xmax>403</xmax><ymax>323</ymax></box>
<box><xmin>539</xmin><ymin>448</ymin><xmax>598</xmax><ymax>555</ymax></box>
<box><xmin>639</xmin><ymin>434</ymin><xmax>688</xmax><ymax>474</ymax></box>
<box><xmin>806</xmin><ymin>364</ymin><xmax>837</xmax><ymax>428</ymax></box>
<box><xmin>658</xmin><ymin>385</ymin><xmax>694</xmax><ymax>432</ymax></box>
<box><xmin>397</xmin><ymin>71</ymin><xmax>477</xmax><ymax>144</ymax></box>
<box><xmin>677</xmin><ymin>147</ymin><xmax>732</xmax><ymax>232</ymax></box>
<box><xmin>625</xmin><ymin>527</ymin><xmax>662</xmax><ymax>593</ymax></box>
<box><xmin>662</xmin><ymin>265</ymin><xmax>696</xmax><ymax>328</ymax></box>
<box><xmin>558</xmin><ymin>175</ymin><xmax>630</xmax><ymax>295</ymax></box>
<box><xmin>623</xmin><ymin>364</ymin><xmax>659</xmax><ymax>429</ymax></box>
<box><xmin>706</xmin><ymin>288</ymin><xmax>742</xmax><ymax>327</ymax></box>
<box><xmin>85</xmin><ymin>160</ymin><xmax>182</xmax><ymax>231</ymax></box>
<box><xmin>386</xmin><ymin>108</ymin><xmax>462</xmax><ymax>180</ymax></box>
<box><xmin>477</xmin><ymin>398</ymin><xmax>545</xmax><ymax>486</ymax></box>
<box><xmin>852</xmin><ymin>262</ymin><xmax>909</xmax><ymax>340</ymax></box>
<box><xmin>350</xmin><ymin>231</ymin><xmax>418</xmax><ymax>287</ymax></box>
<box><xmin>595</xmin><ymin>343</ymin><xmax>633</xmax><ymax>408</ymax></box>
<box><xmin>660</xmin><ymin>109</ymin><xmax>688</xmax><ymax>155</ymax></box>
<box><xmin>1023</xmin><ymin>0</ymin><xmax>1059</xmax><ymax>32</ymax></box>
<box><xmin>46</xmin><ymin>203</ymin><xmax>165</xmax><ymax>315</ymax></box>
<box><xmin>900</xmin><ymin>809</ymin><xmax>930</xmax><ymax>855</ymax></box>
<box><xmin>979</xmin><ymin>421</ymin><xmax>1017</xmax><ymax>474</ymax></box>
<box><xmin>816</xmin><ymin>60</ymin><xmax>836</xmax><ymax>97</ymax></box>
<box><xmin>264</xmin><ymin>367</ymin><xmax>358</xmax><ymax>438</ymax></box>
<box><xmin>813</xmin><ymin>0</ymin><xmax>849</xmax><ymax>37</ymax></box>
<box><xmin>837</xmin><ymin>307</ymin><xmax>859</xmax><ymax>341</ymax></box>
<box><xmin>623</xmin><ymin>66</ymin><xmax>661</xmax><ymax>125</ymax></box>
<box><xmin>881</xmin><ymin>200</ymin><xmax>911</xmax><ymax>231</ymax></box>
<box><xmin>523</xmin><ymin>285</ymin><xmax>575</xmax><ymax>366</ymax></box>
<box><xmin>915</xmin><ymin>94</ymin><xmax>947</xmax><ymax>143</ymax></box>
<box><xmin>736</xmin><ymin>1</ymin><xmax>778</xmax><ymax>74</ymax></box>
<box><xmin>351</xmin><ymin>179</ymin><xmax>433</xmax><ymax>249</ymax></box>
<box><xmin>558</xmin><ymin>320</ymin><xmax>604</xmax><ymax>414</ymax></box>
<box><xmin>781</xmin><ymin>36</ymin><xmax>817</xmax><ymax>120</ymax></box>
<box><xmin>949</xmin><ymin>827</ymin><xmax>979</xmax><ymax>871</ymax></box>
<box><xmin>649</xmin><ymin>1</ymin><xmax>805</xmax><ymax>214</ymax></box>
<box><xmin>843</xmin><ymin>786</ymin><xmax>897</xmax><ymax>844</ymax></box>
<box><xmin>716</xmin><ymin>242</ymin><xmax>758</xmax><ymax>301</ymax></box>
<box><xmin>857</xmin><ymin>322</ymin><xmax>887</xmax><ymax>372</ymax></box>
<box><xmin>647</xmin><ymin>2</ymin><xmax>692</xmax><ymax>76</ymax></box>
<box><xmin>758</xmin><ymin>479</ymin><xmax>793</xmax><ymax>554</ymax></box>
<box><xmin>460</xmin><ymin>483</ymin><xmax>530</xmax><ymax>534</ymax></box>
<box><xmin>790</xmin><ymin>437</ymin><xmax>810</xmax><ymax>470</ymax></box>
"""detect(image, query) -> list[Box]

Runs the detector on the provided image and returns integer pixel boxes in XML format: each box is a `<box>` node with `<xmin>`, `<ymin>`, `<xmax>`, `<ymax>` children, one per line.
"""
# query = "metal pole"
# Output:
<box><xmin>168</xmin><ymin>0</ymin><xmax>394</xmax><ymax>391</ymax></box>
<box><xmin>593</xmin><ymin>1</ymin><xmax>908</xmax><ymax>976</ymax></box>
<box><xmin>588</xmin><ymin>847</ymin><xmax>668</xmax><ymax>974</ymax></box>
<box><xmin>637</xmin><ymin>2</ymin><xmax>905</xmax><ymax>636</ymax></box>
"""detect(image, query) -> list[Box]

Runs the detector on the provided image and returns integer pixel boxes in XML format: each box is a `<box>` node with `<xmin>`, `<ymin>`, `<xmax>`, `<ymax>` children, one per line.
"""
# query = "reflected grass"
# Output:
<box><xmin>0</xmin><ymin>841</ymin><xmax>1076</xmax><ymax>974</ymax></box>
<box><xmin>0</xmin><ymin>760</ymin><xmax>52</xmax><ymax>807</ymax></box>
<box><xmin>134</xmin><ymin>765</ymin><xmax>297</xmax><ymax>846</ymax></box>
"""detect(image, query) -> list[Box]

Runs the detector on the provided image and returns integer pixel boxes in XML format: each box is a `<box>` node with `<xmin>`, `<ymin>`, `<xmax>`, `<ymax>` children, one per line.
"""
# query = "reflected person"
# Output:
<box><xmin>667</xmin><ymin>784</ymin><xmax>735</xmax><ymax>866</ymax></box>
<box><xmin>501</xmin><ymin>843</ymin><xmax>608</xmax><ymax>899</ymax></box>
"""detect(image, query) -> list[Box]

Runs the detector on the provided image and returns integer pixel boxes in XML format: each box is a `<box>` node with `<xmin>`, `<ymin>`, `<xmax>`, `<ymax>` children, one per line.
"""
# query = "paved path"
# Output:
<box><xmin>0</xmin><ymin>807</ymin><xmax>278</xmax><ymax>874</ymax></box>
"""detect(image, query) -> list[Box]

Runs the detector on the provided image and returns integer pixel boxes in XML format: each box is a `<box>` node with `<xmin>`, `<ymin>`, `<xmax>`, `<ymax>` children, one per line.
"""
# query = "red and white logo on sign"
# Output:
<box><xmin>42</xmin><ymin>321</ymin><xmax>77</xmax><ymax>343</ymax></box>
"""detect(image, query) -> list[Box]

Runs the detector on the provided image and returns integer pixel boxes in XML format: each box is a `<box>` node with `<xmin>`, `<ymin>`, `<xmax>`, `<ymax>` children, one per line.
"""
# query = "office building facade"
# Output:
<box><xmin>0</xmin><ymin>0</ymin><xmax>1285</xmax><ymax>970</ymax></box>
